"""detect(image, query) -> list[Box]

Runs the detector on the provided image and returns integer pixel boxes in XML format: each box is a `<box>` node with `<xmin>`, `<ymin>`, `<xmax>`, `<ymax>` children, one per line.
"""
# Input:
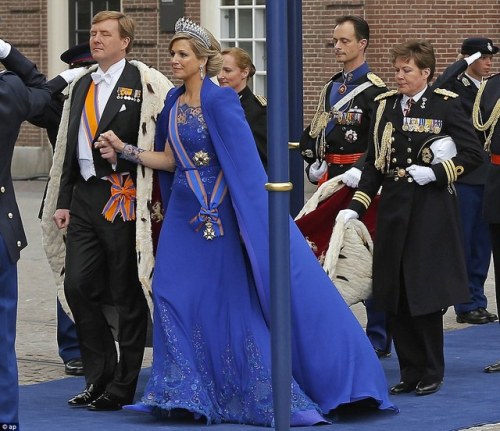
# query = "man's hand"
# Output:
<box><xmin>406</xmin><ymin>165</ymin><xmax>436</xmax><ymax>185</ymax></box>
<box><xmin>95</xmin><ymin>138</ymin><xmax>118</xmax><ymax>165</ymax></box>
<box><xmin>53</xmin><ymin>209</ymin><xmax>70</xmax><ymax>229</ymax></box>
<box><xmin>341</xmin><ymin>167</ymin><xmax>362</xmax><ymax>188</ymax></box>
<box><xmin>465</xmin><ymin>51</ymin><xmax>482</xmax><ymax>66</ymax></box>
<box><xmin>0</xmin><ymin>39</ymin><xmax>12</xmax><ymax>59</ymax></box>
<box><xmin>336</xmin><ymin>209</ymin><xmax>359</xmax><ymax>223</ymax></box>
<box><xmin>59</xmin><ymin>67</ymin><xmax>86</xmax><ymax>84</ymax></box>
<box><xmin>308</xmin><ymin>159</ymin><xmax>328</xmax><ymax>183</ymax></box>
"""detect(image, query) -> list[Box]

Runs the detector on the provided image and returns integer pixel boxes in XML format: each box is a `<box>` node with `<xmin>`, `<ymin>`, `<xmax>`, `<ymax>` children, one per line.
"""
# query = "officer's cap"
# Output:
<box><xmin>60</xmin><ymin>42</ymin><xmax>95</xmax><ymax>68</ymax></box>
<box><xmin>461</xmin><ymin>37</ymin><xmax>498</xmax><ymax>56</ymax></box>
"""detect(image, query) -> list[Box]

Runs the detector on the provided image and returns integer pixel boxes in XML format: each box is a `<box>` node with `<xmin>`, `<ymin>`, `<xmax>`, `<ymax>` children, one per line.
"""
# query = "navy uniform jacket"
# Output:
<box><xmin>0</xmin><ymin>48</ymin><xmax>50</xmax><ymax>263</ymax></box>
<box><xmin>349</xmin><ymin>86</ymin><xmax>483</xmax><ymax>316</ymax></box>
<box><xmin>479</xmin><ymin>73</ymin><xmax>500</xmax><ymax>223</ymax></box>
<box><xmin>238</xmin><ymin>85</ymin><xmax>267</xmax><ymax>170</ymax></box>
<box><xmin>57</xmin><ymin>62</ymin><xmax>142</xmax><ymax>210</ymax></box>
<box><xmin>300</xmin><ymin>70</ymin><xmax>387</xmax><ymax>182</ymax></box>
<box><xmin>440</xmin><ymin>71</ymin><xmax>489</xmax><ymax>184</ymax></box>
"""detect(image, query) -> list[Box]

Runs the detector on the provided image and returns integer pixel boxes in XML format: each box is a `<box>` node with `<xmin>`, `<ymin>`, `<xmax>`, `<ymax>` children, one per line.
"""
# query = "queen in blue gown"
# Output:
<box><xmin>101</xmin><ymin>18</ymin><xmax>396</xmax><ymax>427</ymax></box>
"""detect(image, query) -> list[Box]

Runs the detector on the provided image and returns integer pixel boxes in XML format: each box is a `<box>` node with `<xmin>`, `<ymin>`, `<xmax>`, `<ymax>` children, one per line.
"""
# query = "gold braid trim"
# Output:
<box><xmin>374</xmin><ymin>100</ymin><xmax>394</xmax><ymax>173</ymax></box>
<box><xmin>309</xmin><ymin>81</ymin><xmax>332</xmax><ymax>139</ymax></box>
<box><xmin>472</xmin><ymin>80</ymin><xmax>500</xmax><ymax>152</ymax></box>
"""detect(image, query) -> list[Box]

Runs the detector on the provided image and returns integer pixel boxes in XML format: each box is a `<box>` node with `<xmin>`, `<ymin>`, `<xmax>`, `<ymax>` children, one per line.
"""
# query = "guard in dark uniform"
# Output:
<box><xmin>340</xmin><ymin>40</ymin><xmax>483</xmax><ymax>395</ymax></box>
<box><xmin>474</xmin><ymin>72</ymin><xmax>500</xmax><ymax>373</ymax></box>
<box><xmin>239</xmin><ymin>86</ymin><xmax>267</xmax><ymax>169</ymax></box>
<box><xmin>0</xmin><ymin>39</ymin><xmax>51</xmax><ymax>431</ymax></box>
<box><xmin>299</xmin><ymin>15</ymin><xmax>391</xmax><ymax>357</ymax></box>
<box><xmin>438</xmin><ymin>38</ymin><xmax>498</xmax><ymax>325</ymax></box>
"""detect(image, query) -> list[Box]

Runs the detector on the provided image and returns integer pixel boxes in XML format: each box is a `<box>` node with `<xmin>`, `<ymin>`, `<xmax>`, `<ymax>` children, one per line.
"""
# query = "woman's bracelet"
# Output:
<box><xmin>119</xmin><ymin>143</ymin><xmax>145</xmax><ymax>164</ymax></box>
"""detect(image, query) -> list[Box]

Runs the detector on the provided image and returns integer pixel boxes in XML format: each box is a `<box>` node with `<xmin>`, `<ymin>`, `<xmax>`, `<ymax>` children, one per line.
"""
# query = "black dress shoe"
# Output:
<box><xmin>415</xmin><ymin>381</ymin><xmax>442</xmax><ymax>396</ymax></box>
<box><xmin>375</xmin><ymin>348</ymin><xmax>391</xmax><ymax>359</ymax></box>
<box><xmin>87</xmin><ymin>392</ymin><xmax>125</xmax><ymax>411</ymax></box>
<box><xmin>389</xmin><ymin>381</ymin><xmax>418</xmax><ymax>394</ymax></box>
<box><xmin>484</xmin><ymin>360</ymin><xmax>500</xmax><ymax>373</ymax></box>
<box><xmin>68</xmin><ymin>384</ymin><xmax>104</xmax><ymax>407</ymax></box>
<box><xmin>64</xmin><ymin>358</ymin><xmax>84</xmax><ymax>376</ymax></box>
<box><xmin>478</xmin><ymin>307</ymin><xmax>498</xmax><ymax>322</ymax></box>
<box><xmin>456</xmin><ymin>309</ymin><xmax>489</xmax><ymax>324</ymax></box>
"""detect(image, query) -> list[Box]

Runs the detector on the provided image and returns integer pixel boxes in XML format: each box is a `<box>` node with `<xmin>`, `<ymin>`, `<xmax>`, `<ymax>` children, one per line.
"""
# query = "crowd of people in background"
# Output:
<box><xmin>0</xmin><ymin>9</ymin><xmax>498</xmax><ymax>430</ymax></box>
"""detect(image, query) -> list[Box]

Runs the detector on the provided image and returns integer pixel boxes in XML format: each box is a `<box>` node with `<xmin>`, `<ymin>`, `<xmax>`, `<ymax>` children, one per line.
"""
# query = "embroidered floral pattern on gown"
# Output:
<box><xmin>139</xmin><ymin>104</ymin><xmax>323</xmax><ymax>426</ymax></box>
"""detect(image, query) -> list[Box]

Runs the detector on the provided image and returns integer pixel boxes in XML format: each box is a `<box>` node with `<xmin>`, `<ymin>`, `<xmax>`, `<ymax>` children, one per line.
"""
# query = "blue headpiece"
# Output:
<box><xmin>174</xmin><ymin>17</ymin><xmax>211</xmax><ymax>49</ymax></box>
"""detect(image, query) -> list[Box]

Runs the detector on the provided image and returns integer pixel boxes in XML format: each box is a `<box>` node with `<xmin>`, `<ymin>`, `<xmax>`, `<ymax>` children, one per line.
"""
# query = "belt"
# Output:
<box><xmin>491</xmin><ymin>153</ymin><xmax>500</xmax><ymax>165</ymax></box>
<box><xmin>384</xmin><ymin>167</ymin><xmax>414</xmax><ymax>182</ymax></box>
<box><xmin>325</xmin><ymin>152</ymin><xmax>364</xmax><ymax>165</ymax></box>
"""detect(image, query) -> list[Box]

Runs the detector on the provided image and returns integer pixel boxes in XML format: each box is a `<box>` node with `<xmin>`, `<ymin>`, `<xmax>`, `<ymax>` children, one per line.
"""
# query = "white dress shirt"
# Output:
<box><xmin>78</xmin><ymin>58</ymin><xmax>126</xmax><ymax>180</ymax></box>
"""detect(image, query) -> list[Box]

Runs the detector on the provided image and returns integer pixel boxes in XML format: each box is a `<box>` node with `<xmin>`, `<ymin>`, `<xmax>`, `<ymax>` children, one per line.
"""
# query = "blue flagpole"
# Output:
<box><xmin>287</xmin><ymin>0</ymin><xmax>304</xmax><ymax>217</ymax></box>
<box><xmin>265</xmin><ymin>1</ymin><xmax>292</xmax><ymax>430</ymax></box>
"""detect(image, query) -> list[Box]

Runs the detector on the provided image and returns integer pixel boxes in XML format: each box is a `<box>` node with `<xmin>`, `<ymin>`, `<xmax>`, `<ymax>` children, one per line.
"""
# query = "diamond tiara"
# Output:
<box><xmin>174</xmin><ymin>17</ymin><xmax>211</xmax><ymax>49</ymax></box>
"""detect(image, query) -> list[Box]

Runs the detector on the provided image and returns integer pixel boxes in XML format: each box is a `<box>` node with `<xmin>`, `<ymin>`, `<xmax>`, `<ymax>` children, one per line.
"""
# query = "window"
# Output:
<box><xmin>219</xmin><ymin>0</ymin><xmax>266</xmax><ymax>96</ymax></box>
<box><xmin>68</xmin><ymin>0</ymin><xmax>121</xmax><ymax>46</ymax></box>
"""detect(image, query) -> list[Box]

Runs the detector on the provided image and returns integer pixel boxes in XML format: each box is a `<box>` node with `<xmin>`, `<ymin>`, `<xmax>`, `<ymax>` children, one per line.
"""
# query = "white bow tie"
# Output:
<box><xmin>91</xmin><ymin>72</ymin><xmax>112</xmax><ymax>85</ymax></box>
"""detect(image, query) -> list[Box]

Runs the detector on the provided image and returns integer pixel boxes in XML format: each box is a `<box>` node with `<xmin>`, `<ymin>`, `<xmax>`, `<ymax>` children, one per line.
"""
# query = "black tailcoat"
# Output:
<box><xmin>56</xmin><ymin>61</ymin><xmax>148</xmax><ymax>402</ymax></box>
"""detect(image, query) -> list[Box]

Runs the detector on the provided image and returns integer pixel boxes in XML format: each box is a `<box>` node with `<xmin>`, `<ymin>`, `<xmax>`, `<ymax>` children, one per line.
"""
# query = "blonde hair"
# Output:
<box><xmin>169</xmin><ymin>28</ymin><xmax>223</xmax><ymax>77</ymax></box>
<box><xmin>221</xmin><ymin>47</ymin><xmax>256</xmax><ymax>79</ymax></box>
<box><xmin>92</xmin><ymin>11</ymin><xmax>135</xmax><ymax>54</ymax></box>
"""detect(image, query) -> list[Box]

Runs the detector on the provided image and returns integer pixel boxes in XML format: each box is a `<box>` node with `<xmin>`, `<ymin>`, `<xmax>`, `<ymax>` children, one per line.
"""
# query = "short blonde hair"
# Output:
<box><xmin>92</xmin><ymin>11</ymin><xmax>135</xmax><ymax>54</ymax></box>
<box><xmin>169</xmin><ymin>27</ymin><xmax>223</xmax><ymax>78</ymax></box>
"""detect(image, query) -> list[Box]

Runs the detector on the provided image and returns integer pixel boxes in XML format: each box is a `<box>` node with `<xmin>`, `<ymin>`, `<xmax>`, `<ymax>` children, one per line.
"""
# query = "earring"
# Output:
<box><xmin>199</xmin><ymin>65</ymin><xmax>205</xmax><ymax>80</ymax></box>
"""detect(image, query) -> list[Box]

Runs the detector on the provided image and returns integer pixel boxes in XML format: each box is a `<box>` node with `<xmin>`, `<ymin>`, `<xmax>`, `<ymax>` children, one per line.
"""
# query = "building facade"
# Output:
<box><xmin>1</xmin><ymin>0</ymin><xmax>498</xmax><ymax>177</ymax></box>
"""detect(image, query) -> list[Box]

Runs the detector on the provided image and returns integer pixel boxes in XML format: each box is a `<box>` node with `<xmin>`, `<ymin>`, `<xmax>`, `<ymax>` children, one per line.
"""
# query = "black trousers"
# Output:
<box><xmin>64</xmin><ymin>176</ymin><xmax>148</xmax><ymax>402</ymax></box>
<box><xmin>388</xmin><ymin>280</ymin><xmax>444</xmax><ymax>385</ymax></box>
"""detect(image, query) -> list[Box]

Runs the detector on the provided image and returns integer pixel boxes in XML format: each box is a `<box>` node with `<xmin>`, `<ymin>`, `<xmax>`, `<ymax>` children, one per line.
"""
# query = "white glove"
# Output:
<box><xmin>341</xmin><ymin>167</ymin><xmax>362</xmax><ymax>188</ymax></box>
<box><xmin>336</xmin><ymin>209</ymin><xmax>359</xmax><ymax>223</ymax></box>
<box><xmin>0</xmin><ymin>39</ymin><xmax>12</xmax><ymax>59</ymax></box>
<box><xmin>308</xmin><ymin>159</ymin><xmax>328</xmax><ymax>183</ymax></box>
<box><xmin>59</xmin><ymin>67</ymin><xmax>86</xmax><ymax>84</ymax></box>
<box><xmin>406</xmin><ymin>165</ymin><xmax>436</xmax><ymax>185</ymax></box>
<box><xmin>465</xmin><ymin>51</ymin><xmax>482</xmax><ymax>66</ymax></box>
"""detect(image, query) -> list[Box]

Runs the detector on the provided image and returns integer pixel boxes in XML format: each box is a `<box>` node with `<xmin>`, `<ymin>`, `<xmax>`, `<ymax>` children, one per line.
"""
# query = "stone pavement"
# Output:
<box><xmin>12</xmin><ymin>179</ymin><xmax>500</xmax><ymax>429</ymax></box>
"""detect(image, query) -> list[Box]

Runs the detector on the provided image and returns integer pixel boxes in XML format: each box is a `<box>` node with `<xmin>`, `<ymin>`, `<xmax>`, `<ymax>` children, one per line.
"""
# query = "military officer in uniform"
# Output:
<box><xmin>0</xmin><ymin>39</ymin><xmax>51</xmax><ymax>431</ymax></box>
<box><xmin>299</xmin><ymin>15</ymin><xmax>392</xmax><ymax>358</ymax></box>
<box><xmin>218</xmin><ymin>47</ymin><xmax>267</xmax><ymax>170</ymax></box>
<box><xmin>438</xmin><ymin>38</ymin><xmax>498</xmax><ymax>325</ymax></box>
<box><xmin>473</xmin><ymin>72</ymin><xmax>500</xmax><ymax>373</ymax></box>
<box><xmin>338</xmin><ymin>40</ymin><xmax>483</xmax><ymax>396</ymax></box>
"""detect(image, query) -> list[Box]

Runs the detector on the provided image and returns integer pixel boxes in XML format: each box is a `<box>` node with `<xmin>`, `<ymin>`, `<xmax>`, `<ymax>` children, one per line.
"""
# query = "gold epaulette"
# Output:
<box><xmin>255</xmin><ymin>94</ymin><xmax>267</xmax><ymax>107</ymax></box>
<box><xmin>374</xmin><ymin>90</ymin><xmax>398</xmax><ymax>102</ymax></box>
<box><xmin>434</xmin><ymin>88</ymin><xmax>458</xmax><ymax>99</ymax></box>
<box><xmin>367</xmin><ymin>72</ymin><xmax>386</xmax><ymax>88</ymax></box>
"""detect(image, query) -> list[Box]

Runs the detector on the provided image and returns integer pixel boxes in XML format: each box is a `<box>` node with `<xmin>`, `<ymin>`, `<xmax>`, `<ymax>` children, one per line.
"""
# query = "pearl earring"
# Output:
<box><xmin>199</xmin><ymin>65</ymin><xmax>205</xmax><ymax>80</ymax></box>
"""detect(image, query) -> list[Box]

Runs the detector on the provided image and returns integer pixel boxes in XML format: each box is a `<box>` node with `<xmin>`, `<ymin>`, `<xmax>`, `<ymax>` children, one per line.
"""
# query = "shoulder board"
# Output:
<box><xmin>374</xmin><ymin>90</ymin><xmax>398</xmax><ymax>101</ymax></box>
<box><xmin>434</xmin><ymin>88</ymin><xmax>458</xmax><ymax>98</ymax></box>
<box><xmin>367</xmin><ymin>72</ymin><xmax>386</xmax><ymax>87</ymax></box>
<box><xmin>254</xmin><ymin>94</ymin><xmax>267</xmax><ymax>107</ymax></box>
